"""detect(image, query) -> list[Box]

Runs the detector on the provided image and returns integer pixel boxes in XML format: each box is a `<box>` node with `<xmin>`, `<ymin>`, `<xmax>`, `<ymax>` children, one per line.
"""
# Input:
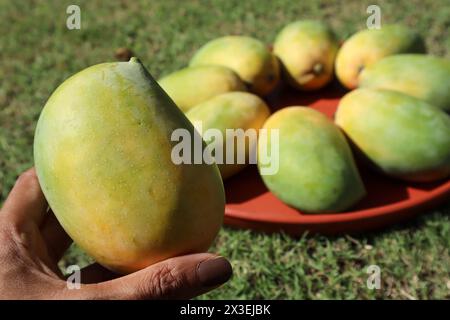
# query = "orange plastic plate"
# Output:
<box><xmin>224</xmin><ymin>83</ymin><xmax>450</xmax><ymax>235</ymax></box>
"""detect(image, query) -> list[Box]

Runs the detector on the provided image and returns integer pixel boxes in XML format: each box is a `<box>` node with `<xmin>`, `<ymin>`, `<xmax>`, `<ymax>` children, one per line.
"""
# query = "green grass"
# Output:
<box><xmin>1</xmin><ymin>0</ymin><xmax>450</xmax><ymax>299</ymax></box>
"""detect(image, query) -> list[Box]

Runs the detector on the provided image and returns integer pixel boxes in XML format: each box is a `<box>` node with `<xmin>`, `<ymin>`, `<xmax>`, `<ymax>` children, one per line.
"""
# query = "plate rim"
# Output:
<box><xmin>225</xmin><ymin>178</ymin><xmax>450</xmax><ymax>225</ymax></box>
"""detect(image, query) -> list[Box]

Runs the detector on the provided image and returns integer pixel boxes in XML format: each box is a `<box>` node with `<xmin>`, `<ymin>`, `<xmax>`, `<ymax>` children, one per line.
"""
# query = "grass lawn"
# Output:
<box><xmin>1</xmin><ymin>0</ymin><xmax>449</xmax><ymax>299</ymax></box>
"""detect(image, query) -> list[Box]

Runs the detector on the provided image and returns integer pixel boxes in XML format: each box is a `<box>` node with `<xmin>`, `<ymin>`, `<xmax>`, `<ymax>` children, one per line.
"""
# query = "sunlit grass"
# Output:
<box><xmin>1</xmin><ymin>0</ymin><xmax>449</xmax><ymax>299</ymax></box>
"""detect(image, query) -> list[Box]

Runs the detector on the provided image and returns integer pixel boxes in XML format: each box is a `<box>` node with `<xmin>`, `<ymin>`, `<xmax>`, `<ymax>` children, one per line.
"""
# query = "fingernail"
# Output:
<box><xmin>197</xmin><ymin>257</ymin><xmax>233</xmax><ymax>287</ymax></box>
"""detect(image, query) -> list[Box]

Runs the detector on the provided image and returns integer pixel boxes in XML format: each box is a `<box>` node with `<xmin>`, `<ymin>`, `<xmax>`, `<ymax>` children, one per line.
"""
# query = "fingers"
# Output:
<box><xmin>41</xmin><ymin>211</ymin><xmax>72</xmax><ymax>262</ymax></box>
<box><xmin>0</xmin><ymin>168</ymin><xmax>48</xmax><ymax>229</ymax></box>
<box><xmin>82</xmin><ymin>254</ymin><xmax>232</xmax><ymax>300</ymax></box>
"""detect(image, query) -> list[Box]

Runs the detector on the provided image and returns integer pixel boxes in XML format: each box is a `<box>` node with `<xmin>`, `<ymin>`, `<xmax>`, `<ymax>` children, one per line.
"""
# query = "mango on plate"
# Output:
<box><xmin>189</xmin><ymin>36</ymin><xmax>280</xmax><ymax>96</ymax></box>
<box><xmin>359</xmin><ymin>54</ymin><xmax>450</xmax><ymax>112</ymax></box>
<box><xmin>158</xmin><ymin>65</ymin><xmax>246</xmax><ymax>112</ymax></box>
<box><xmin>258</xmin><ymin>107</ymin><xmax>366</xmax><ymax>213</ymax></box>
<box><xmin>335</xmin><ymin>25</ymin><xmax>426</xmax><ymax>89</ymax></box>
<box><xmin>34</xmin><ymin>58</ymin><xmax>225</xmax><ymax>274</ymax></box>
<box><xmin>273</xmin><ymin>20</ymin><xmax>339</xmax><ymax>90</ymax></box>
<box><xmin>186</xmin><ymin>91</ymin><xmax>270</xmax><ymax>179</ymax></box>
<box><xmin>335</xmin><ymin>88</ymin><xmax>450</xmax><ymax>182</ymax></box>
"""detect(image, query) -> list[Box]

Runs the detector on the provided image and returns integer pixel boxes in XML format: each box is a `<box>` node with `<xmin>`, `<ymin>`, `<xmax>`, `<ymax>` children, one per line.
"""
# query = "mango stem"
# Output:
<box><xmin>312</xmin><ymin>63</ymin><xmax>324</xmax><ymax>75</ymax></box>
<box><xmin>129</xmin><ymin>57</ymin><xmax>141</xmax><ymax>64</ymax></box>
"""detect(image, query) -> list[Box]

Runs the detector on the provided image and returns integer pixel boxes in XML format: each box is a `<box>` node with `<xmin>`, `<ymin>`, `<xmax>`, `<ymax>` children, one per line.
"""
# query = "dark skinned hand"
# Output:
<box><xmin>0</xmin><ymin>168</ymin><xmax>232</xmax><ymax>299</ymax></box>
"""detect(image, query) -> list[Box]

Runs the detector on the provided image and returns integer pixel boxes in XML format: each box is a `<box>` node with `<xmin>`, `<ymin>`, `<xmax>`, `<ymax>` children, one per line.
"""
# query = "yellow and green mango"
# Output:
<box><xmin>158</xmin><ymin>65</ymin><xmax>246</xmax><ymax>112</ymax></box>
<box><xmin>273</xmin><ymin>20</ymin><xmax>339</xmax><ymax>90</ymax></box>
<box><xmin>186</xmin><ymin>91</ymin><xmax>270</xmax><ymax>179</ymax></box>
<box><xmin>34</xmin><ymin>58</ymin><xmax>225</xmax><ymax>274</ymax></box>
<box><xmin>359</xmin><ymin>54</ymin><xmax>450</xmax><ymax>112</ymax></box>
<box><xmin>335</xmin><ymin>25</ymin><xmax>426</xmax><ymax>89</ymax></box>
<box><xmin>190</xmin><ymin>36</ymin><xmax>280</xmax><ymax>96</ymax></box>
<box><xmin>258</xmin><ymin>107</ymin><xmax>366</xmax><ymax>213</ymax></box>
<box><xmin>335</xmin><ymin>88</ymin><xmax>450</xmax><ymax>182</ymax></box>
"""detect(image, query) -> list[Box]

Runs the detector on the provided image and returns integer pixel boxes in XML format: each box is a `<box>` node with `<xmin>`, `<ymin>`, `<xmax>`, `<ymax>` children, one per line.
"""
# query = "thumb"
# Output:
<box><xmin>81</xmin><ymin>253</ymin><xmax>232</xmax><ymax>300</ymax></box>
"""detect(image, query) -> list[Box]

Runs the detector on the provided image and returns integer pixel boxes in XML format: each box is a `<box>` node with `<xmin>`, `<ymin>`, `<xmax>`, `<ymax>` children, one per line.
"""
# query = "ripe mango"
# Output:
<box><xmin>335</xmin><ymin>25</ymin><xmax>426</xmax><ymax>89</ymax></box>
<box><xmin>34</xmin><ymin>58</ymin><xmax>225</xmax><ymax>274</ymax></box>
<box><xmin>335</xmin><ymin>88</ymin><xmax>450</xmax><ymax>182</ymax></box>
<box><xmin>273</xmin><ymin>20</ymin><xmax>339</xmax><ymax>90</ymax></box>
<box><xmin>186</xmin><ymin>92</ymin><xmax>270</xmax><ymax>179</ymax></box>
<box><xmin>158</xmin><ymin>65</ymin><xmax>246</xmax><ymax>112</ymax></box>
<box><xmin>359</xmin><ymin>54</ymin><xmax>450</xmax><ymax>112</ymax></box>
<box><xmin>189</xmin><ymin>36</ymin><xmax>280</xmax><ymax>96</ymax></box>
<box><xmin>258</xmin><ymin>107</ymin><xmax>366</xmax><ymax>213</ymax></box>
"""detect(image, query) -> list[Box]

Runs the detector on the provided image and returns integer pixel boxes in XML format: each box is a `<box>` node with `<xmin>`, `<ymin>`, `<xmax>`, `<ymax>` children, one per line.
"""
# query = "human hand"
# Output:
<box><xmin>0</xmin><ymin>168</ymin><xmax>232</xmax><ymax>299</ymax></box>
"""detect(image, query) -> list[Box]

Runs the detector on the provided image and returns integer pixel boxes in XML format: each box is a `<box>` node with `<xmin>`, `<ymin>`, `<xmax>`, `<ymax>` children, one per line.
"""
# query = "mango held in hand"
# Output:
<box><xmin>335</xmin><ymin>25</ymin><xmax>425</xmax><ymax>89</ymax></box>
<box><xmin>186</xmin><ymin>92</ymin><xmax>270</xmax><ymax>179</ymax></box>
<box><xmin>273</xmin><ymin>20</ymin><xmax>339</xmax><ymax>90</ymax></box>
<box><xmin>158</xmin><ymin>65</ymin><xmax>246</xmax><ymax>112</ymax></box>
<box><xmin>335</xmin><ymin>89</ymin><xmax>450</xmax><ymax>182</ymax></box>
<box><xmin>34</xmin><ymin>58</ymin><xmax>225</xmax><ymax>274</ymax></box>
<box><xmin>359</xmin><ymin>54</ymin><xmax>450</xmax><ymax>112</ymax></box>
<box><xmin>190</xmin><ymin>36</ymin><xmax>280</xmax><ymax>96</ymax></box>
<box><xmin>258</xmin><ymin>107</ymin><xmax>366</xmax><ymax>213</ymax></box>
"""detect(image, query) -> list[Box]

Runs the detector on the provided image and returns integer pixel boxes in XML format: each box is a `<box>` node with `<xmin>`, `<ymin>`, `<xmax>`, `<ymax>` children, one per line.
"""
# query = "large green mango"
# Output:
<box><xmin>258</xmin><ymin>107</ymin><xmax>366</xmax><ymax>213</ymax></box>
<box><xmin>189</xmin><ymin>36</ymin><xmax>280</xmax><ymax>96</ymax></box>
<box><xmin>335</xmin><ymin>25</ymin><xmax>425</xmax><ymax>89</ymax></box>
<box><xmin>186</xmin><ymin>92</ymin><xmax>270</xmax><ymax>179</ymax></box>
<box><xmin>335</xmin><ymin>88</ymin><xmax>450</xmax><ymax>182</ymax></box>
<box><xmin>158</xmin><ymin>65</ymin><xmax>246</xmax><ymax>112</ymax></box>
<box><xmin>273</xmin><ymin>20</ymin><xmax>339</xmax><ymax>90</ymax></box>
<box><xmin>34</xmin><ymin>58</ymin><xmax>225</xmax><ymax>274</ymax></box>
<box><xmin>359</xmin><ymin>54</ymin><xmax>450</xmax><ymax>112</ymax></box>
